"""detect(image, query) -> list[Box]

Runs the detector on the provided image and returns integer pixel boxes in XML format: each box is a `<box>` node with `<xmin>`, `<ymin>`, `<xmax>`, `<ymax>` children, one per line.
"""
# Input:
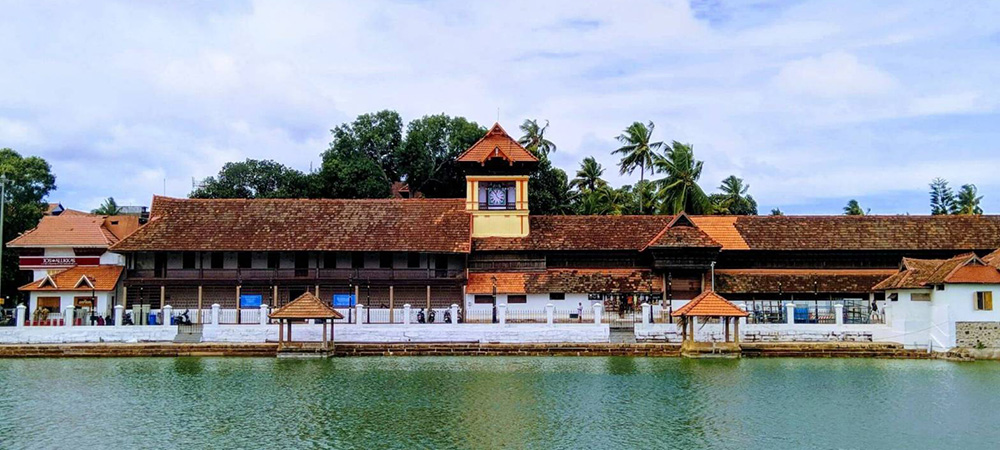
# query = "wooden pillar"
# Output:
<box><xmin>724</xmin><ymin>317</ymin><xmax>730</xmax><ymax>343</ymax></box>
<box><xmin>680</xmin><ymin>317</ymin><xmax>687</xmax><ymax>342</ymax></box>
<box><xmin>197</xmin><ymin>286</ymin><xmax>203</xmax><ymax>324</ymax></box>
<box><xmin>389</xmin><ymin>285</ymin><xmax>395</xmax><ymax>323</ymax></box>
<box><xmin>734</xmin><ymin>318</ymin><xmax>740</xmax><ymax>344</ymax></box>
<box><xmin>426</xmin><ymin>285</ymin><xmax>431</xmax><ymax>312</ymax></box>
<box><xmin>159</xmin><ymin>286</ymin><xmax>165</xmax><ymax>309</ymax></box>
<box><xmin>354</xmin><ymin>285</ymin><xmax>360</xmax><ymax>305</ymax></box>
<box><xmin>315</xmin><ymin>284</ymin><xmax>320</xmax><ymax>298</ymax></box>
<box><xmin>287</xmin><ymin>321</ymin><xmax>292</xmax><ymax>343</ymax></box>
<box><xmin>121</xmin><ymin>286</ymin><xmax>128</xmax><ymax>307</ymax></box>
<box><xmin>236</xmin><ymin>285</ymin><xmax>242</xmax><ymax>324</ymax></box>
<box><xmin>689</xmin><ymin>317</ymin><xmax>695</xmax><ymax>342</ymax></box>
<box><xmin>278</xmin><ymin>319</ymin><xmax>284</xmax><ymax>344</ymax></box>
<box><xmin>322</xmin><ymin>320</ymin><xmax>328</xmax><ymax>350</ymax></box>
<box><xmin>273</xmin><ymin>285</ymin><xmax>278</xmax><ymax>307</ymax></box>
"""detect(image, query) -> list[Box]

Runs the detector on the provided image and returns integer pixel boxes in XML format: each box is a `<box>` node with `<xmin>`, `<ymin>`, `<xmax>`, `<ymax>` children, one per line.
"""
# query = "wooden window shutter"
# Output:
<box><xmin>986</xmin><ymin>292</ymin><xmax>994</xmax><ymax>311</ymax></box>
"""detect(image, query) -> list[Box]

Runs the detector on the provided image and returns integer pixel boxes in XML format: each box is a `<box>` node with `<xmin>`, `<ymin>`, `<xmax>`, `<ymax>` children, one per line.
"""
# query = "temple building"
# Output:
<box><xmin>18</xmin><ymin>123</ymin><xmax>1000</xmax><ymax>330</ymax></box>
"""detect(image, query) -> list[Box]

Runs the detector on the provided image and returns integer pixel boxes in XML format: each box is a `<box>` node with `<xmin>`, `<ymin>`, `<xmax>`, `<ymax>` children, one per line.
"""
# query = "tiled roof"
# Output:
<box><xmin>984</xmin><ymin>249</ymin><xmax>1000</xmax><ymax>268</ymax></box>
<box><xmin>456</xmin><ymin>123</ymin><xmax>538</xmax><ymax>164</ymax></box>
<box><xmin>269</xmin><ymin>292</ymin><xmax>344</xmax><ymax>319</ymax></box>
<box><xmin>643</xmin><ymin>214</ymin><xmax>721</xmax><ymax>250</ymax></box>
<box><xmin>18</xmin><ymin>265</ymin><xmax>123</xmax><ymax>292</ymax></box>
<box><xmin>733</xmin><ymin>215</ymin><xmax>1000</xmax><ymax>251</ymax></box>
<box><xmin>874</xmin><ymin>253</ymin><xmax>1000</xmax><ymax>290</ymax></box>
<box><xmin>474</xmin><ymin>215</ymin><xmax>674</xmax><ymax>251</ymax></box>
<box><xmin>715</xmin><ymin>269</ymin><xmax>896</xmax><ymax>294</ymax></box>
<box><xmin>111</xmin><ymin>196</ymin><xmax>472</xmax><ymax>253</ymax></box>
<box><xmin>467</xmin><ymin>269</ymin><xmax>663</xmax><ymax>295</ymax></box>
<box><xmin>7</xmin><ymin>215</ymin><xmax>136</xmax><ymax>248</ymax></box>
<box><xmin>671</xmin><ymin>291</ymin><xmax>748</xmax><ymax>317</ymax></box>
<box><xmin>690</xmin><ymin>216</ymin><xmax>750</xmax><ymax>249</ymax></box>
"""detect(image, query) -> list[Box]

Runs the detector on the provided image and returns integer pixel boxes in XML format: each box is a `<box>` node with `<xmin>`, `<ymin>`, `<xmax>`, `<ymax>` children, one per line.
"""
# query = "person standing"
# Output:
<box><xmin>577</xmin><ymin>302</ymin><xmax>584</xmax><ymax>323</ymax></box>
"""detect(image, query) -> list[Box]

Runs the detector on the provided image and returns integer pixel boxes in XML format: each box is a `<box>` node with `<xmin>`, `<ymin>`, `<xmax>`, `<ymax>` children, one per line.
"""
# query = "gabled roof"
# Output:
<box><xmin>269</xmin><ymin>292</ymin><xmax>344</xmax><ymax>320</ymax></box>
<box><xmin>985</xmin><ymin>249</ymin><xmax>1000</xmax><ymax>268</ymax></box>
<box><xmin>456</xmin><ymin>123</ymin><xmax>538</xmax><ymax>164</ymax></box>
<box><xmin>111</xmin><ymin>196</ymin><xmax>472</xmax><ymax>253</ymax></box>
<box><xmin>874</xmin><ymin>253</ymin><xmax>1000</xmax><ymax>290</ymax></box>
<box><xmin>7</xmin><ymin>214</ymin><xmax>140</xmax><ymax>248</ymax></box>
<box><xmin>18</xmin><ymin>265</ymin><xmax>124</xmax><ymax>292</ymax></box>
<box><xmin>474</xmin><ymin>215</ymin><xmax>674</xmax><ymax>252</ymax></box>
<box><xmin>716</xmin><ymin>269</ymin><xmax>896</xmax><ymax>294</ymax></box>
<box><xmin>671</xmin><ymin>291</ymin><xmax>748</xmax><ymax>317</ymax></box>
<box><xmin>642</xmin><ymin>213</ymin><xmax>721</xmax><ymax>250</ymax></box>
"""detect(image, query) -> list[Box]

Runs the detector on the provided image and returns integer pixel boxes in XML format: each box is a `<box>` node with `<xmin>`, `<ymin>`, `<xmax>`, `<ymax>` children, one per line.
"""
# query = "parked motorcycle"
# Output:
<box><xmin>427</xmin><ymin>309</ymin><xmax>436</xmax><ymax>323</ymax></box>
<box><xmin>443</xmin><ymin>309</ymin><xmax>451</xmax><ymax>323</ymax></box>
<box><xmin>122</xmin><ymin>312</ymin><xmax>134</xmax><ymax>326</ymax></box>
<box><xmin>416</xmin><ymin>309</ymin><xmax>426</xmax><ymax>324</ymax></box>
<box><xmin>173</xmin><ymin>310</ymin><xmax>193</xmax><ymax>326</ymax></box>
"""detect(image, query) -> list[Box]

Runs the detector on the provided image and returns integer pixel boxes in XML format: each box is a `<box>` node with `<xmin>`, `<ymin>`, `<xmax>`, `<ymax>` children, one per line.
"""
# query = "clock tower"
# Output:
<box><xmin>457</xmin><ymin>123</ymin><xmax>538</xmax><ymax>238</ymax></box>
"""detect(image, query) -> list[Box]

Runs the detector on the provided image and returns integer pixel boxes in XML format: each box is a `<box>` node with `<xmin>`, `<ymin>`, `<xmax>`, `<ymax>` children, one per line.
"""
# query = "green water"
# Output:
<box><xmin>0</xmin><ymin>357</ymin><xmax>997</xmax><ymax>449</ymax></box>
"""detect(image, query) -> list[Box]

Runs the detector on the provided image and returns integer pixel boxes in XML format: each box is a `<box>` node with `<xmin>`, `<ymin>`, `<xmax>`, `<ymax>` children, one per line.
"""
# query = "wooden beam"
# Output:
<box><xmin>159</xmin><ymin>286</ymin><xmax>165</xmax><ymax>309</ymax></box>
<box><xmin>197</xmin><ymin>286</ymin><xmax>203</xmax><ymax>324</ymax></box>
<box><xmin>236</xmin><ymin>285</ymin><xmax>242</xmax><ymax>324</ymax></box>
<box><xmin>426</xmin><ymin>285</ymin><xmax>431</xmax><ymax>312</ymax></box>
<box><xmin>389</xmin><ymin>285</ymin><xmax>394</xmax><ymax>323</ymax></box>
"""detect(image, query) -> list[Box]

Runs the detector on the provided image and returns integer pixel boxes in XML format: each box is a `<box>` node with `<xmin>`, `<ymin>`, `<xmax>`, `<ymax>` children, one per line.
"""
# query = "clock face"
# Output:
<box><xmin>488</xmin><ymin>188</ymin><xmax>506</xmax><ymax>205</ymax></box>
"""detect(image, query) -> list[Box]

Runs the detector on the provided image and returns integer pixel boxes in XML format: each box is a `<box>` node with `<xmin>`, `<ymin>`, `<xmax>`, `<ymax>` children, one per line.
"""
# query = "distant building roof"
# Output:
<box><xmin>716</xmin><ymin>269</ymin><xmax>897</xmax><ymax>294</ymax></box>
<box><xmin>456</xmin><ymin>123</ymin><xmax>538</xmax><ymax>164</ymax></box>
<box><xmin>466</xmin><ymin>269</ymin><xmax>662</xmax><ymax>295</ymax></box>
<box><xmin>110</xmin><ymin>196</ymin><xmax>472</xmax><ymax>253</ymax></box>
<box><xmin>7</xmin><ymin>214</ymin><xmax>140</xmax><ymax>248</ymax></box>
<box><xmin>18</xmin><ymin>265</ymin><xmax>124</xmax><ymax>292</ymax></box>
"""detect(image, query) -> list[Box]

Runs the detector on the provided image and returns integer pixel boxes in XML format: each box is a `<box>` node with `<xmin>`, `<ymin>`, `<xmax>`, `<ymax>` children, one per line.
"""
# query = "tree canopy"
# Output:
<box><xmin>92</xmin><ymin>197</ymin><xmax>123</xmax><ymax>215</ymax></box>
<box><xmin>192</xmin><ymin>159</ymin><xmax>316</xmax><ymax>199</ymax></box>
<box><xmin>843</xmin><ymin>199</ymin><xmax>868</xmax><ymax>216</ymax></box>
<box><xmin>0</xmin><ymin>148</ymin><xmax>56</xmax><ymax>301</ymax></box>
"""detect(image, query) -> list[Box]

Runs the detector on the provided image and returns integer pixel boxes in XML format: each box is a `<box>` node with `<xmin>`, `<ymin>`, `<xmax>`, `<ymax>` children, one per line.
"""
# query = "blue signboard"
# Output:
<box><xmin>240</xmin><ymin>294</ymin><xmax>262</xmax><ymax>308</ymax></box>
<box><xmin>333</xmin><ymin>294</ymin><xmax>356</xmax><ymax>307</ymax></box>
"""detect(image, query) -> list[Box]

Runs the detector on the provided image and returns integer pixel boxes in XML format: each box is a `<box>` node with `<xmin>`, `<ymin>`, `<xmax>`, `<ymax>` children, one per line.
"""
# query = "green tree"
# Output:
<box><xmin>843</xmin><ymin>199</ymin><xmax>869</xmax><ymax>216</ymax></box>
<box><xmin>0</xmin><ymin>148</ymin><xmax>57</xmax><ymax>302</ymax></box>
<box><xmin>956</xmin><ymin>184</ymin><xmax>983</xmax><ymax>215</ymax></box>
<box><xmin>396</xmin><ymin>114</ymin><xmax>485</xmax><ymax>198</ymax></box>
<box><xmin>529</xmin><ymin>155</ymin><xmax>573</xmax><ymax>215</ymax></box>
<box><xmin>319</xmin><ymin>148</ymin><xmax>391</xmax><ymax>198</ymax></box>
<box><xmin>652</xmin><ymin>141</ymin><xmax>711</xmax><ymax>215</ymax></box>
<box><xmin>770</xmin><ymin>207</ymin><xmax>784</xmax><ymax>216</ymax></box>
<box><xmin>92</xmin><ymin>197</ymin><xmax>123</xmax><ymax>215</ymax></box>
<box><xmin>929</xmin><ymin>178</ymin><xmax>957</xmax><ymax>215</ymax></box>
<box><xmin>518</xmin><ymin>119</ymin><xmax>556</xmax><ymax>157</ymax></box>
<box><xmin>191</xmin><ymin>159</ymin><xmax>317</xmax><ymax>199</ymax></box>
<box><xmin>710</xmin><ymin>175</ymin><xmax>757</xmax><ymax>215</ymax></box>
<box><xmin>569</xmin><ymin>157</ymin><xmax>606</xmax><ymax>192</ymax></box>
<box><xmin>612</xmin><ymin>121</ymin><xmax>663</xmax><ymax>185</ymax></box>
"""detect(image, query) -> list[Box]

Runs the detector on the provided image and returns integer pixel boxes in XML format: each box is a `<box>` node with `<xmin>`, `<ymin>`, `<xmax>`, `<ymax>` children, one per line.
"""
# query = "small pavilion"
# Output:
<box><xmin>269</xmin><ymin>292</ymin><xmax>344</xmax><ymax>353</ymax></box>
<box><xmin>671</xmin><ymin>290</ymin><xmax>749</xmax><ymax>352</ymax></box>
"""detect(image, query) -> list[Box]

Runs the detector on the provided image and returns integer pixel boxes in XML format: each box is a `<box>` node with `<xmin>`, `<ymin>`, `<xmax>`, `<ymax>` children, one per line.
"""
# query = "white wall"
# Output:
<box><xmin>28</xmin><ymin>291</ymin><xmax>113</xmax><ymax>317</ymax></box>
<box><xmin>886</xmin><ymin>284</ymin><xmax>1000</xmax><ymax>350</ymax></box>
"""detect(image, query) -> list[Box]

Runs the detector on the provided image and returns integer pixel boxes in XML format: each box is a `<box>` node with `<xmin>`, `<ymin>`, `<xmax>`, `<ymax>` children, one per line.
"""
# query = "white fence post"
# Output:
<box><xmin>546</xmin><ymin>303</ymin><xmax>554</xmax><ymax>325</ymax></box>
<box><xmin>498</xmin><ymin>304</ymin><xmax>507</xmax><ymax>325</ymax></box>
<box><xmin>260</xmin><ymin>304</ymin><xmax>269</xmax><ymax>325</ymax></box>
<box><xmin>64</xmin><ymin>305</ymin><xmax>75</xmax><ymax>327</ymax></box>
<box><xmin>403</xmin><ymin>304</ymin><xmax>411</xmax><ymax>325</ymax></box>
<box><xmin>113</xmin><ymin>305</ymin><xmax>124</xmax><ymax>327</ymax></box>
<box><xmin>163</xmin><ymin>305</ymin><xmax>172</xmax><ymax>326</ymax></box>
<box><xmin>356</xmin><ymin>304</ymin><xmax>365</xmax><ymax>325</ymax></box>
<box><xmin>834</xmin><ymin>304</ymin><xmax>844</xmax><ymax>325</ymax></box>
<box><xmin>641</xmin><ymin>303</ymin><xmax>651</xmax><ymax>325</ymax></box>
<box><xmin>15</xmin><ymin>304</ymin><xmax>26</xmax><ymax>327</ymax></box>
<box><xmin>786</xmin><ymin>303</ymin><xmax>796</xmax><ymax>325</ymax></box>
<box><xmin>450</xmin><ymin>304</ymin><xmax>459</xmax><ymax>325</ymax></box>
<box><xmin>211</xmin><ymin>304</ymin><xmax>220</xmax><ymax>325</ymax></box>
<box><xmin>593</xmin><ymin>303</ymin><xmax>602</xmax><ymax>325</ymax></box>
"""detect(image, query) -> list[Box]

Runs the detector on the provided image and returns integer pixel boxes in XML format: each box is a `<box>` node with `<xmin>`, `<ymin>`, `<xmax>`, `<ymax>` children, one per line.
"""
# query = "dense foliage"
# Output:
<box><xmin>0</xmin><ymin>148</ymin><xmax>56</xmax><ymax>301</ymax></box>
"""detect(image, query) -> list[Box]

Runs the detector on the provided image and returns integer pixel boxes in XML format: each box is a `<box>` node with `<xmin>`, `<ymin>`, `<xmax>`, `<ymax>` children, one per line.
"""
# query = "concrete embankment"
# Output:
<box><xmin>0</xmin><ymin>341</ymin><xmax>971</xmax><ymax>359</ymax></box>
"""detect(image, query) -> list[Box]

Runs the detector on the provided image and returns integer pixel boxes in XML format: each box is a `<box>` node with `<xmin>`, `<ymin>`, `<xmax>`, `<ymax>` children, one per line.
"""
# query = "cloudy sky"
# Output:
<box><xmin>2</xmin><ymin>0</ymin><xmax>999</xmax><ymax>214</ymax></box>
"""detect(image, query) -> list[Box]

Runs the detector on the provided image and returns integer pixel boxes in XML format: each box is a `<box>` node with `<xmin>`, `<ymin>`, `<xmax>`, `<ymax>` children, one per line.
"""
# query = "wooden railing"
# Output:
<box><xmin>127</xmin><ymin>267</ymin><xmax>465</xmax><ymax>281</ymax></box>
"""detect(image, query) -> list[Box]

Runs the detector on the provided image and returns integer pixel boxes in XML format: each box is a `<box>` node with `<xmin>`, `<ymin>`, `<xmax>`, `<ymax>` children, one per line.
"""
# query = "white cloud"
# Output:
<box><xmin>773</xmin><ymin>51</ymin><xmax>898</xmax><ymax>97</ymax></box>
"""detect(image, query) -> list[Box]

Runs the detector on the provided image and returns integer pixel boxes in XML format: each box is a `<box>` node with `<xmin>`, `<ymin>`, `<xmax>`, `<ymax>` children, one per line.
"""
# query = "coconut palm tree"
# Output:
<box><xmin>569</xmin><ymin>157</ymin><xmax>606</xmax><ymax>192</ymax></box>
<box><xmin>651</xmin><ymin>141</ymin><xmax>710</xmax><ymax>215</ymax></box>
<box><xmin>711</xmin><ymin>175</ymin><xmax>757</xmax><ymax>215</ymax></box>
<box><xmin>612</xmin><ymin>121</ymin><xmax>663</xmax><ymax>185</ymax></box>
<box><xmin>92</xmin><ymin>197</ymin><xmax>123</xmax><ymax>215</ymax></box>
<box><xmin>956</xmin><ymin>184</ymin><xmax>983</xmax><ymax>215</ymax></box>
<box><xmin>518</xmin><ymin>119</ymin><xmax>556</xmax><ymax>156</ymax></box>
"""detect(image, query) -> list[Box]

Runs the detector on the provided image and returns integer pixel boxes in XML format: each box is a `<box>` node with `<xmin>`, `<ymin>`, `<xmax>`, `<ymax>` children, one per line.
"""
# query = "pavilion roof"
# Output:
<box><xmin>18</xmin><ymin>265</ymin><xmax>124</xmax><ymax>292</ymax></box>
<box><xmin>873</xmin><ymin>253</ymin><xmax>1000</xmax><ymax>290</ymax></box>
<box><xmin>671</xmin><ymin>290</ymin><xmax>748</xmax><ymax>317</ymax></box>
<box><xmin>269</xmin><ymin>292</ymin><xmax>344</xmax><ymax>320</ymax></box>
<box><xmin>456</xmin><ymin>123</ymin><xmax>538</xmax><ymax>164</ymax></box>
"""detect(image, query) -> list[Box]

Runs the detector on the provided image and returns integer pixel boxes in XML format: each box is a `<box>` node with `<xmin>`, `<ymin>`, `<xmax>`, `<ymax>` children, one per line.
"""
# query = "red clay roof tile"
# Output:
<box><xmin>456</xmin><ymin>123</ymin><xmax>538</xmax><ymax>164</ymax></box>
<box><xmin>18</xmin><ymin>265</ymin><xmax>123</xmax><ymax>292</ymax></box>
<box><xmin>671</xmin><ymin>291</ymin><xmax>748</xmax><ymax>317</ymax></box>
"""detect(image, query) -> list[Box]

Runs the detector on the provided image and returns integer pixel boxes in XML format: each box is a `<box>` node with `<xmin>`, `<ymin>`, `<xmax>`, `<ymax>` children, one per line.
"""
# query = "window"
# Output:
<box><xmin>38</xmin><ymin>297</ymin><xmax>60</xmax><ymax>313</ymax></box>
<box><xmin>407</xmin><ymin>253</ymin><xmax>421</xmax><ymax>268</ymax></box>
<box><xmin>323</xmin><ymin>253</ymin><xmax>337</xmax><ymax>269</ymax></box>
<box><xmin>507</xmin><ymin>295</ymin><xmax>527</xmax><ymax>304</ymax></box>
<box><xmin>549</xmin><ymin>292</ymin><xmax>566</xmax><ymax>300</ymax></box>
<box><xmin>182</xmin><ymin>252</ymin><xmax>196</xmax><ymax>269</ymax></box>
<box><xmin>210</xmin><ymin>252</ymin><xmax>224</xmax><ymax>269</ymax></box>
<box><xmin>352</xmin><ymin>252</ymin><xmax>365</xmax><ymax>269</ymax></box>
<box><xmin>237</xmin><ymin>252</ymin><xmax>252</xmax><ymax>269</ymax></box>
<box><xmin>911</xmin><ymin>293</ymin><xmax>931</xmax><ymax>302</ymax></box>
<box><xmin>474</xmin><ymin>295</ymin><xmax>495</xmax><ymax>304</ymax></box>
<box><xmin>379</xmin><ymin>253</ymin><xmax>393</xmax><ymax>269</ymax></box>
<box><xmin>975</xmin><ymin>291</ymin><xmax>993</xmax><ymax>311</ymax></box>
<box><xmin>267</xmin><ymin>253</ymin><xmax>280</xmax><ymax>269</ymax></box>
